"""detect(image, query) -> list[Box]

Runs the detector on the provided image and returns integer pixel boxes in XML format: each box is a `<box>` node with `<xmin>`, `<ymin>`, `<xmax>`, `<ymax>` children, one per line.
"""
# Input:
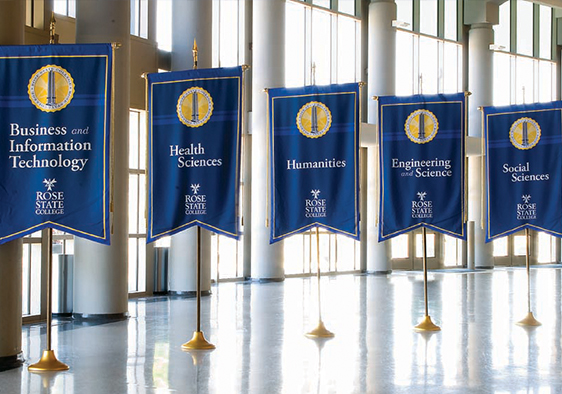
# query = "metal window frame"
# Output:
<box><xmin>129</xmin><ymin>110</ymin><xmax>148</xmax><ymax>295</ymax></box>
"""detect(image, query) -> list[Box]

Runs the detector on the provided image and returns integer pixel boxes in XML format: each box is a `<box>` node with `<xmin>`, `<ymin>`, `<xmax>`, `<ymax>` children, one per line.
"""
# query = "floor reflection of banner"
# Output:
<box><xmin>268</xmin><ymin>83</ymin><xmax>360</xmax><ymax>243</ymax></box>
<box><xmin>378</xmin><ymin>94</ymin><xmax>466</xmax><ymax>241</ymax></box>
<box><xmin>147</xmin><ymin>67</ymin><xmax>242</xmax><ymax>243</ymax></box>
<box><xmin>0</xmin><ymin>44</ymin><xmax>112</xmax><ymax>245</ymax></box>
<box><xmin>484</xmin><ymin>102</ymin><xmax>562</xmax><ymax>241</ymax></box>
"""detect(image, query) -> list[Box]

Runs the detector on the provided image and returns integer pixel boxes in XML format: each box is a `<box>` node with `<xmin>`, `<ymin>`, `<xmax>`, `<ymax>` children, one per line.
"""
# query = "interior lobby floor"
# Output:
<box><xmin>2</xmin><ymin>267</ymin><xmax>562</xmax><ymax>394</ymax></box>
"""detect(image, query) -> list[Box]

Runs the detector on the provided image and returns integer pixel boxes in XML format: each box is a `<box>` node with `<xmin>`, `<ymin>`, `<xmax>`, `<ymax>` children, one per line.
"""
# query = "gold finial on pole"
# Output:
<box><xmin>192</xmin><ymin>39</ymin><xmax>198</xmax><ymax>70</ymax></box>
<box><xmin>49</xmin><ymin>12</ymin><xmax>57</xmax><ymax>45</ymax></box>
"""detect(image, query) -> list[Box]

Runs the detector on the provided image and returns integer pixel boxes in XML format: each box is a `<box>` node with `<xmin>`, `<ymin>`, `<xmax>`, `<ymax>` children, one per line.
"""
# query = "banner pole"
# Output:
<box><xmin>414</xmin><ymin>227</ymin><xmax>441</xmax><ymax>332</ymax></box>
<box><xmin>29</xmin><ymin>228</ymin><xmax>69</xmax><ymax>371</ymax></box>
<box><xmin>29</xmin><ymin>14</ymin><xmax>69</xmax><ymax>372</ymax></box>
<box><xmin>182</xmin><ymin>40</ymin><xmax>212</xmax><ymax>348</ymax></box>
<box><xmin>216</xmin><ymin>234</ymin><xmax>220</xmax><ymax>284</ymax></box>
<box><xmin>306</xmin><ymin>227</ymin><xmax>334</xmax><ymax>338</ymax></box>
<box><xmin>516</xmin><ymin>228</ymin><xmax>541</xmax><ymax>327</ymax></box>
<box><xmin>182</xmin><ymin>226</ymin><xmax>215</xmax><ymax>350</ymax></box>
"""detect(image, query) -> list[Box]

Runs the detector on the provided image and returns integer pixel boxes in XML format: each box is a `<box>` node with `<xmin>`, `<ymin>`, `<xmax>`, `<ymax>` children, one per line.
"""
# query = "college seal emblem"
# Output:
<box><xmin>28</xmin><ymin>65</ymin><xmax>74</xmax><ymax>112</ymax></box>
<box><xmin>405</xmin><ymin>109</ymin><xmax>438</xmax><ymax>144</ymax></box>
<box><xmin>296</xmin><ymin>101</ymin><xmax>332</xmax><ymax>138</ymax></box>
<box><xmin>509</xmin><ymin>117</ymin><xmax>540</xmax><ymax>150</ymax></box>
<box><xmin>177</xmin><ymin>87</ymin><xmax>213</xmax><ymax>128</ymax></box>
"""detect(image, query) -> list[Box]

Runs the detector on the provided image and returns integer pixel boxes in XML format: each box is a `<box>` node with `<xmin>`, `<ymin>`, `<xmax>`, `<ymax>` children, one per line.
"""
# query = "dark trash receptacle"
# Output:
<box><xmin>154</xmin><ymin>247</ymin><xmax>169</xmax><ymax>294</ymax></box>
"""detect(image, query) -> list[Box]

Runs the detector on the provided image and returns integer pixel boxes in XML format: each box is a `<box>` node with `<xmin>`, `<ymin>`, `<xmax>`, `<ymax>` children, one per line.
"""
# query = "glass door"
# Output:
<box><xmin>493</xmin><ymin>231</ymin><xmax>530</xmax><ymax>267</ymax></box>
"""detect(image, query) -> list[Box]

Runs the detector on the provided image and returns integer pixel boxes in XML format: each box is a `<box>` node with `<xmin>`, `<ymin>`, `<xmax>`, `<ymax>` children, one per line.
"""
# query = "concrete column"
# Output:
<box><xmin>0</xmin><ymin>0</ymin><xmax>25</xmax><ymax>371</ymax></box>
<box><xmin>168</xmin><ymin>0</ymin><xmax>213</xmax><ymax>295</ymax></box>
<box><xmin>468</xmin><ymin>23</ymin><xmax>494</xmax><ymax>269</ymax></box>
<box><xmin>366</xmin><ymin>0</ymin><xmax>396</xmax><ymax>274</ymax></box>
<box><xmin>171</xmin><ymin>0</ymin><xmax>212</xmax><ymax>71</ymax></box>
<box><xmin>250</xmin><ymin>0</ymin><xmax>285</xmax><ymax>280</ymax></box>
<box><xmin>73</xmin><ymin>0</ymin><xmax>130</xmax><ymax>318</ymax></box>
<box><xmin>0</xmin><ymin>241</ymin><xmax>23</xmax><ymax>370</ymax></box>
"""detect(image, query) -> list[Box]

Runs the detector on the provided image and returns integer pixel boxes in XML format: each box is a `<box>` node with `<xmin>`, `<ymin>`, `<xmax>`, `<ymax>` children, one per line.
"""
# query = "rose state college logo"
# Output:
<box><xmin>35</xmin><ymin>178</ymin><xmax>65</xmax><ymax>216</ymax></box>
<box><xmin>184</xmin><ymin>183</ymin><xmax>207</xmax><ymax>215</ymax></box>
<box><xmin>177</xmin><ymin>87</ymin><xmax>214</xmax><ymax>128</ymax></box>
<box><xmin>296</xmin><ymin>101</ymin><xmax>332</xmax><ymax>138</ymax></box>
<box><xmin>404</xmin><ymin>109</ymin><xmax>439</xmax><ymax>144</ymax></box>
<box><xmin>509</xmin><ymin>117</ymin><xmax>541</xmax><ymax>150</ymax></box>
<box><xmin>411</xmin><ymin>191</ymin><xmax>433</xmax><ymax>219</ymax></box>
<box><xmin>305</xmin><ymin>189</ymin><xmax>327</xmax><ymax>218</ymax></box>
<box><xmin>28</xmin><ymin>65</ymin><xmax>75</xmax><ymax>112</ymax></box>
<box><xmin>517</xmin><ymin>194</ymin><xmax>537</xmax><ymax>220</ymax></box>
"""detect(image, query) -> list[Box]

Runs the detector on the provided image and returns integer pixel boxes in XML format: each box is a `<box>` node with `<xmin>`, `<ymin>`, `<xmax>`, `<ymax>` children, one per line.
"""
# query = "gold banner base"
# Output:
<box><xmin>414</xmin><ymin>315</ymin><xmax>441</xmax><ymax>332</ymax></box>
<box><xmin>305</xmin><ymin>320</ymin><xmax>335</xmax><ymax>338</ymax></box>
<box><xmin>28</xmin><ymin>350</ymin><xmax>69</xmax><ymax>372</ymax></box>
<box><xmin>516</xmin><ymin>312</ymin><xmax>542</xmax><ymax>327</ymax></box>
<box><xmin>181</xmin><ymin>331</ymin><xmax>215</xmax><ymax>350</ymax></box>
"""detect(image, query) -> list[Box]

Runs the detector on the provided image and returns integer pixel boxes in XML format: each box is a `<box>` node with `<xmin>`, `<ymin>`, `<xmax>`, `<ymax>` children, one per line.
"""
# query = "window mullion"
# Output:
<box><xmin>533</xmin><ymin>4</ymin><xmax>539</xmax><ymax>58</ymax></box>
<box><xmin>412</xmin><ymin>0</ymin><xmax>420</xmax><ymax>33</ymax></box>
<box><xmin>437</xmin><ymin>0</ymin><xmax>444</xmax><ymax>39</ymax></box>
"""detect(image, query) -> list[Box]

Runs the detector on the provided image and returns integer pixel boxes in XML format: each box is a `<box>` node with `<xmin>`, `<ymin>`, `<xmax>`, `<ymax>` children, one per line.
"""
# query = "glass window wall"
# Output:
<box><xmin>129</xmin><ymin>110</ymin><xmax>147</xmax><ymax>293</ymax></box>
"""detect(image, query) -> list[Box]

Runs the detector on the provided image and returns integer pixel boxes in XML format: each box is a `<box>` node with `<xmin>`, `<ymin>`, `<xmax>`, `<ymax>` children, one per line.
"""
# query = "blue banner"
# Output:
<box><xmin>0</xmin><ymin>44</ymin><xmax>112</xmax><ymax>245</ymax></box>
<box><xmin>268</xmin><ymin>83</ymin><xmax>360</xmax><ymax>243</ymax></box>
<box><xmin>483</xmin><ymin>102</ymin><xmax>562</xmax><ymax>241</ymax></box>
<box><xmin>378</xmin><ymin>94</ymin><xmax>466</xmax><ymax>241</ymax></box>
<box><xmin>147</xmin><ymin>67</ymin><xmax>243</xmax><ymax>242</ymax></box>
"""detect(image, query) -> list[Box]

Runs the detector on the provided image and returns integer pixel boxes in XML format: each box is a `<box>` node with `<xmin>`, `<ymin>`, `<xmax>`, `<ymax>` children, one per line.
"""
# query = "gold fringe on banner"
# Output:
<box><xmin>372</xmin><ymin>95</ymin><xmax>381</xmax><ymax>224</ymax></box>
<box><xmin>239</xmin><ymin>65</ymin><xmax>250</xmax><ymax>232</ymax></box>
<box><xmin>143</xmin><ymin>73</ymin><xmax>149</xmax><ymax>231</ymax></box>
<box><xmin>463</xmin><ymin>92</ymin><xmax>470</xmax><ymax>223</ymax></box>
<box><xmin>375</xmin><ymin>123</ymin><xmax>381</xmax><ymax>224</ymax></box>
<box><xmin>479</xmin><ymin>107</ymin><xmax>485</xmax><ymax>230</ymax></box>
<box><xmin>109</xmin><ymin>43</ymin><xmax>120</xmax><ymax>235</ymax></box>
<box><xmin>358</xmin><ymin>83</ymin><xmax>365</xmax><ymax>227</ymax></box>
<box><xmin>264</xmin><ymin>88</ymin><xmax>270</xmax><ymax>228</ymax></box>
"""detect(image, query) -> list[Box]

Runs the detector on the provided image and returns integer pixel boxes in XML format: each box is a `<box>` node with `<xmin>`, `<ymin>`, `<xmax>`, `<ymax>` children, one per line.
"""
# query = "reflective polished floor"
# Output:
<box><xmin>2</xmin><ymin>267</ymin><xmax>562</xmax><ymax>393</ymax></box>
